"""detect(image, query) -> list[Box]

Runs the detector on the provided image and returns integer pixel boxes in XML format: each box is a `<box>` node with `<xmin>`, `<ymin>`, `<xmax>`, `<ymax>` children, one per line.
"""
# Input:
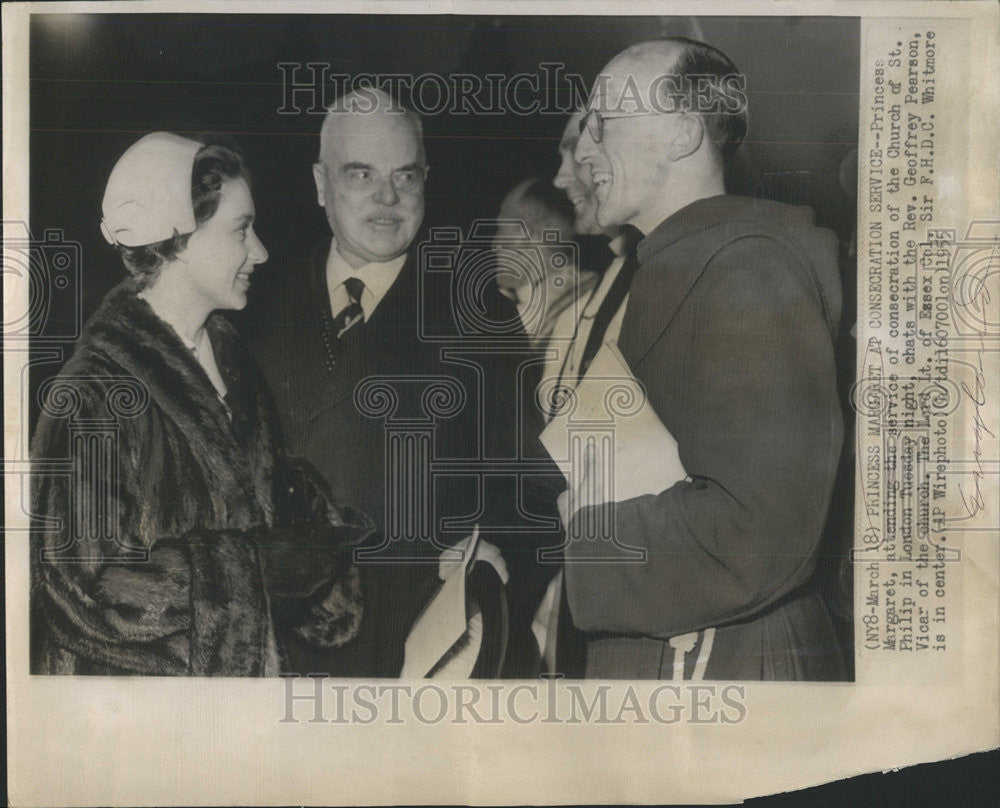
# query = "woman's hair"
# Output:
<box><xmin>117</xmin><ymin>139</ymin><xmax>250</xmax><ymax>287</ymax></box>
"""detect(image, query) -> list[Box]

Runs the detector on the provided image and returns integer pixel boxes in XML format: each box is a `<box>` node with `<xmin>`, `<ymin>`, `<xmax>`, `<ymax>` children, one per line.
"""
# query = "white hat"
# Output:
<box><xmin>100</xmin><ymin>132</ymin><xmax>202</xmax><ymax>247</ymax></box>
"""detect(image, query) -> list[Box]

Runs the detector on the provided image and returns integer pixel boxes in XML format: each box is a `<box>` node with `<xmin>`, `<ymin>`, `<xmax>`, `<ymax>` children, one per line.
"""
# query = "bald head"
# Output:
<box><xmin>595</xmin><ymin>37</ymin><xmax>747</xmax><ymax>163</ymax></box>
<box><xmin>319</xmin><ymin>88</ymin><xmax>425</xmax><ymax>165</ymax></box>
<box><xmin>600</xmin><ymin>39</ymin><xmax>687</xmax><ymax>108</ymax></box>
<box><xmin>572</xmin><ymin>37</ymin><xmax>742</xmax><ymax>233</ymax></box>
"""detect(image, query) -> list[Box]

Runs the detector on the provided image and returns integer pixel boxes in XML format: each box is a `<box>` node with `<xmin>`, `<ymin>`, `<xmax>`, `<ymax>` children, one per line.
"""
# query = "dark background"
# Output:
<box><xmin>20</xmin><ymin>18</ymin><xmax>1000</xmax><ymax>794</ymax></box>
<box><xmin>30</xmin><ymin>13</ymin><xmax>859</xmax><ymax>330</ymax></box>
<box><xmin>27</xmin><ymin>12</ymin><xmax>860</xmax><ymax>671</ymax></box>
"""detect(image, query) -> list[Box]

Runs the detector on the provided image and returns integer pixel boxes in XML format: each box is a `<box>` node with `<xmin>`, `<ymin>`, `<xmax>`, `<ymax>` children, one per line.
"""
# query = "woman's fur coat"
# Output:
<box><xmin>31</xmin><ymin>279</ymin><xmax>368</xmax><ymax>675</ymax></box>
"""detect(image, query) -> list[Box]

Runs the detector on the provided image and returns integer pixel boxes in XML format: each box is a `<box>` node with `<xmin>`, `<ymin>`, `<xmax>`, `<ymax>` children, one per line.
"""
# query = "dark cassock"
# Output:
<box><xmin>564</xmin><ymin>195</ymin><xmax>849</xmax><ymax>681</ymax></box>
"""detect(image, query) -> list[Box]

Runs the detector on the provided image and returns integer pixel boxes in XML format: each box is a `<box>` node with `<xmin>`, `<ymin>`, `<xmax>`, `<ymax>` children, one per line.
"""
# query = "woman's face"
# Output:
<box><xmin>175</xmin><ymin>176</ymin><xmax>268</xmax><ymax>312</ymax></box>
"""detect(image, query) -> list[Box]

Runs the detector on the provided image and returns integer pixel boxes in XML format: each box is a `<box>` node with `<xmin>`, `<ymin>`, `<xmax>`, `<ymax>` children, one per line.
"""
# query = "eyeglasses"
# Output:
<box><xmin>336</xmin><ymin>165</ymin><xmax>428</xmax><ymax>193</ymax></box>
<box><xmin>578</xmin><ymin>108</ymin><xmax>664</xmax><ymax>144</ymax></box>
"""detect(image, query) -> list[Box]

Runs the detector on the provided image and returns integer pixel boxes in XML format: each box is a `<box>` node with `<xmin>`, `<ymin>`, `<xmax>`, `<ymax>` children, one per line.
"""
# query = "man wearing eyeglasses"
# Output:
<box><xmin>251</xmin><ymin>88</ymin><xmax>514</xmax><ymax>677</ymax></box>
<box><xmin>561</xmin><ymin>38</ymin><xmax>848</xmax><ymax>680</ymax></box>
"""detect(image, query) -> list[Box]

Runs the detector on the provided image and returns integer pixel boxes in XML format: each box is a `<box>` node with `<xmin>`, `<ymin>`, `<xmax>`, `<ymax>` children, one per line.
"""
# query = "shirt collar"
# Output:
<box><xmin>325</xmin><ymin>239</ymin><xmax>408</xmax><ymax>320</ymax></box>
<box><xmin>607</xmin><ymin>233</ymin><xmax>627</xmax><ymax>258</ymax></box>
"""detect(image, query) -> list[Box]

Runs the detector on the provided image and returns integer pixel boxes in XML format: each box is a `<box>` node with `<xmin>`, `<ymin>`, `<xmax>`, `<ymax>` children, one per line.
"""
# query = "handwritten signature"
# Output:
<box><xmin>958</xmin><ymin>338</ymin><xmax>995</xmax><ymax>518</ymax></box>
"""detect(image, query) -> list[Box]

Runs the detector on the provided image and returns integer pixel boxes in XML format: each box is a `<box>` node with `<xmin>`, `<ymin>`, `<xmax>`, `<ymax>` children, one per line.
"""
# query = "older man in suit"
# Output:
<box><xmin>251</xmin><ymin>89</ymin><xmax>515</xmax><ymax>677</ymax></box>
<box><xmin>562</xmin><ymin>37</ymin><xmax>847</xmax><ymax>680</ymax></box>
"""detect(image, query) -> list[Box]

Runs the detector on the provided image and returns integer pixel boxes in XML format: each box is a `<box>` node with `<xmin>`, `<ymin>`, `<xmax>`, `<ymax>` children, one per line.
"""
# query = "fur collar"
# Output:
<box><xmin>75</xmin><ymin>278</ymin><xmax>273</xmax><ymax>523</ymax></box>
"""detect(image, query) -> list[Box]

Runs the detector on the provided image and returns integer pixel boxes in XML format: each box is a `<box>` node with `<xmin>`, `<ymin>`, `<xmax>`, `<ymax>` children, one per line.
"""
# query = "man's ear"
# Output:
<box><xmin>666</xmin><ymin>114</ymin><xmax>705</xmax><ymax>161</ymax></box>
<box><xmin>312</xmin><ymin>163</ymin><xmax>327</xmax><ymax>208</ymax></box>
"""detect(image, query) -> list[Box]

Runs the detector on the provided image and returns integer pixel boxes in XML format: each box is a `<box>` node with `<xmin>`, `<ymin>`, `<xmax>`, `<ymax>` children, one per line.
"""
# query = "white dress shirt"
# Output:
<box><xmin>325</xmin><ymin>240</ymin><xmax>408</xmax><ymax>323</ymax></box>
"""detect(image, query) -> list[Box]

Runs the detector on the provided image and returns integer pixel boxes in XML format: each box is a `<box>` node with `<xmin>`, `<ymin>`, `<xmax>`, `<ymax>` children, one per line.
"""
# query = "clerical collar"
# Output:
<box><xmin>607</xmin><ymin>224</ymin><xmax>644</xmax><ymax>258</ymax></box>
<box><xmin>325</xmin><ymin>240</ymin><xmax>408</xmax><ymax>321</ymax></box>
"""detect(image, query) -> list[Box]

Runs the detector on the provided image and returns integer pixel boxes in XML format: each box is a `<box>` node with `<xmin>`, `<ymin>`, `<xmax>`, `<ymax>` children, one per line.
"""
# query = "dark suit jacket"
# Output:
<box><xmin>564</xmin><ymin>195</ymin><xmax>848</xmax><ymax>680</ymax></box>
<box><xmin>248</xmin><ymin>241</ymin><xmax>541</xmax><ymax>676</ymax></box>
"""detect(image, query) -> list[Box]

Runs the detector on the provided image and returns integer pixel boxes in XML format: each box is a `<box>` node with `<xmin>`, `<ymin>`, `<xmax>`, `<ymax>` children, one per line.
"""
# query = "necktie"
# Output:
<box><xmin>575</xmin><ymin>225</ymin><xmax>642</xmax><ymax>384</ymax></box>
<box><xmin>331</xmin><ymin>277</ymin><xmax>365</xmax><ymax>337</ymax></box>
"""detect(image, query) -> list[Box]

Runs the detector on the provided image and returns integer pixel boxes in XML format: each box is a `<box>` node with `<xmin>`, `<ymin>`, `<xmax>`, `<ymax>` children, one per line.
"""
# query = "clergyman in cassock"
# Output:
<box><xmin>560</xmin><ymin>38</ymin><xmax>848</xmax><ymax>680</ymax></box>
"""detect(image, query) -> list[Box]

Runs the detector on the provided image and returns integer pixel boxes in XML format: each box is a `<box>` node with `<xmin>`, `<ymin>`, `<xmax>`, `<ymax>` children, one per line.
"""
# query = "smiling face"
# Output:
<box><xmin>573</xmin><ymin>49</ymin><xmax>686</xmax><ymax>232</ymax></box>
<box><xmin>313</xmin><ymin>108</ymin><xmax>426</xmax><ymax>268</ymax></box>
<box><xmin>174</xmin><ymin>176</ymin><xmax>268</xmax><ymax>312</ymax></box>
<box><xmin>553</xmin><ymin>112</ymin><xmax>605</xmax><ymax>236</ymax></box>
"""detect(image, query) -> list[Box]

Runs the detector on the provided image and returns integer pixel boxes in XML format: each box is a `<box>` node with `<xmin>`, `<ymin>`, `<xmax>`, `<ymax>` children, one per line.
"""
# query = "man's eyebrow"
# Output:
<box><xmin>234</xmin><ymin>213</ymin><xmax>254</xmax><ymax>225</ymax></box>
<box><xmin>394</xmin><ymin>162</ymin><xmax>425</xmax><ymax>172</ymax></box>
<box><xmin>339</xmin><ymin>161</ymin><xmax>374</xmax><ymax>172</ymax></box>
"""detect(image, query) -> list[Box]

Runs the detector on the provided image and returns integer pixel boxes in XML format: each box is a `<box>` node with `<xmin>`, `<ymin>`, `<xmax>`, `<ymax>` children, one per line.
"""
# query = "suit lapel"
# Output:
<box><xmin>303</xmin><ymin>250</ymin><xmax>416</xmax><ymax>420</ymax></box>
<box><xmin>364</xmin><ymin>252</ymin><xmax>417</xmax><ymax>336</ymax></box>
<box><xmin>301</xmin><ymin>244</ymin><xmax>356</xmax><ymax>416</ymax></box>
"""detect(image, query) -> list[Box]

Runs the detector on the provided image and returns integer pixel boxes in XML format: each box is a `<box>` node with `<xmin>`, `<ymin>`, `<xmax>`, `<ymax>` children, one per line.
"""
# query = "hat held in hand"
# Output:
<box><xmin>100</xmin><ymin>132</ymin><xmax>202</xmax><ymax>247</ymax></box>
